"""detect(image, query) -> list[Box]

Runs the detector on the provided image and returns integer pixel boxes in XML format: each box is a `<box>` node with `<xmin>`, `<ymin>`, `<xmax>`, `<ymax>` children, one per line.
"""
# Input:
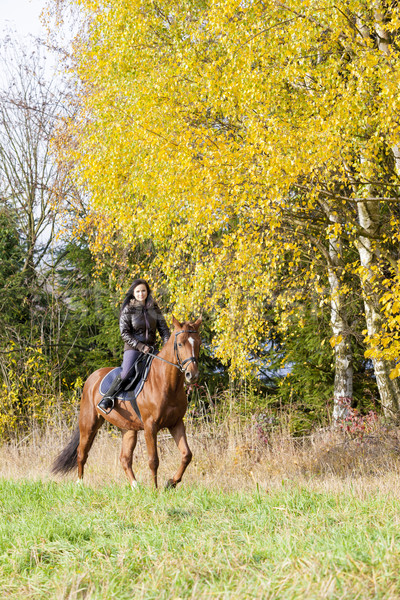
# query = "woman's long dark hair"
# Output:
<box><xmin>120</xmin><ymin>279</ymin><xmax>152</xmax><ymax>313</ymax></box>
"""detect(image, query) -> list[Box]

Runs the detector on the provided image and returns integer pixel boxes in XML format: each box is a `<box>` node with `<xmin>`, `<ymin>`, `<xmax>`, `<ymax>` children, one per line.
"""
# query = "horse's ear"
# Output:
<box><xmin>192</xmin><ymin>316</ymin><xmax>202</xmax><ymax>330</ymax></box>
<box><xmin>172</xmin><ymin>315</ymin><xmax>183</xmax><ymax>329</ymax></box>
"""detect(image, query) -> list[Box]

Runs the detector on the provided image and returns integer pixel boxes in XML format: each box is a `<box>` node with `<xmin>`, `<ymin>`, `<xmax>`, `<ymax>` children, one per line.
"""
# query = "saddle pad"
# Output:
<box><xmin>99</xmin><ymin>355</ymin><xmax>154</xmax><ymax>402</ymax></box>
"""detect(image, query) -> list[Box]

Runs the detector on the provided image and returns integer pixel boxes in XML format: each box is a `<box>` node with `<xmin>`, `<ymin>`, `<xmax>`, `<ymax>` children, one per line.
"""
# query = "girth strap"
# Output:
<box><xmin>129</xmin><ymin>396</ymin><xmax>142</xmax><ymax>421</ymax></box>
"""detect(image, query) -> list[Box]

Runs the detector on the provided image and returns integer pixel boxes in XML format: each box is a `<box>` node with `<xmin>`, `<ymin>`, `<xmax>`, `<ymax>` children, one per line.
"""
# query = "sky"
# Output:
<box><xmin>1</xmin><ymin>0</ymin><xmax>47</xmax><ymax>38</ymax></box>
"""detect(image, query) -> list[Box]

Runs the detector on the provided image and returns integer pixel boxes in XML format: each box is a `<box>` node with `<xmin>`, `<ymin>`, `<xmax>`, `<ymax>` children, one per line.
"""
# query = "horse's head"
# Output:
<box><xmin>172</xmin><ymin>316</ymin><xmax>202</xmax><ymax>384</ymax></box>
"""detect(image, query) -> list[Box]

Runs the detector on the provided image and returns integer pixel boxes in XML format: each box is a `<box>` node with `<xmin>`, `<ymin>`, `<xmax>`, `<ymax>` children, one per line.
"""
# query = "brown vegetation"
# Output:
<box><xmin>2</xmin><ymin>414</ymin><xmax>400</xmax><ymax>498</ymax></box>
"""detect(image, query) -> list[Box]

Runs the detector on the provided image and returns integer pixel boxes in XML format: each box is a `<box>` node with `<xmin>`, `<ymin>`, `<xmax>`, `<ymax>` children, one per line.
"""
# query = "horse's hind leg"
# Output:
<box><xmin>120</xmin><ymin>429</ymin><xmax>139</xmax><ymax>488</ymax></box>
<box><xmin>77</xmin><ymin>408</ymin><xmax>104</xmax><ymax>482</ymax></box>
<box><xmin>166</xmin><ymin>418</ymin><xmax>192</xmax><ymax>489</ymax></box>
<box><xmin>144</xmin><ymin>421</ymin><xmax>159</xmax><ymax>489</ymax></box>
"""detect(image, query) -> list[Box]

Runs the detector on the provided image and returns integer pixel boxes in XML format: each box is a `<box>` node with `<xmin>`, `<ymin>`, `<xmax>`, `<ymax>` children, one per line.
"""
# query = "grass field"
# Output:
<box><xmin>1</xmin><ymin>423</ymin><xmax>400</xmax><ymax>599</ymax></box>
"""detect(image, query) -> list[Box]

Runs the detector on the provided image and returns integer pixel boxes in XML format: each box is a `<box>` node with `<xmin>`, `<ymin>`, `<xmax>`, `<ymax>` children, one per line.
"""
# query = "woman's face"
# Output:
<box><xmin>133</xmin><ymin>283</ymin><xmax>148</xmax><ymax>304</ymax></box>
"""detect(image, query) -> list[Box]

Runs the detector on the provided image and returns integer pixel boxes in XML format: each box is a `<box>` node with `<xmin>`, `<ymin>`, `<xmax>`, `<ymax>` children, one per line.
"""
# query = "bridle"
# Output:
<box><xmin>146</xmin><ymin>330</ymin><xmax>199</xmax><ymax>374</ymax></box>
<box><xmin>174</xmin><ymin>330</ymin><xmax>198</xmax><ymax>372</ymax></box>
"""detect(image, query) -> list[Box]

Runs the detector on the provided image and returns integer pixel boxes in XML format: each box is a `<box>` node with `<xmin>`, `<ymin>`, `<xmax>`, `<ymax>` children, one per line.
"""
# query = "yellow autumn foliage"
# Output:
<box><xmin>50</xmin><ymin>0</ymin><xmax>400</xmax><ymax>374</ymax></box>
<box><xmin>0</xmin><ymin>346</ymin><xmax>81</xmax><ymax>438</ymax></box>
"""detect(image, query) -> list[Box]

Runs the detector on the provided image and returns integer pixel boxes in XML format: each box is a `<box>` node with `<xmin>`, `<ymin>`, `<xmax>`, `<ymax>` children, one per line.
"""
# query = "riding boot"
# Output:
<box><xmin>97</xmin><ymin>374</ymin><xmax>123</xmax><ymax>415</ymax></box>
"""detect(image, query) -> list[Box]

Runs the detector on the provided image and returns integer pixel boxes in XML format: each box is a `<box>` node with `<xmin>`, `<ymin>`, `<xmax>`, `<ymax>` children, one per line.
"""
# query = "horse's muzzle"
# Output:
<box><xmin>185</xmin><ymin>368</ymin><xmax>199</xmax><ymax>384</ymax></box>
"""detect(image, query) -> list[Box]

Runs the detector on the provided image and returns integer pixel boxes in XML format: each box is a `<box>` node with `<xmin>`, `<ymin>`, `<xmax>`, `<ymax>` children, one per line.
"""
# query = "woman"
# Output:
<box><xmin>97</xmin><ymin>279</ymin><xmax>170</xmax><ymax>414</ymax></box>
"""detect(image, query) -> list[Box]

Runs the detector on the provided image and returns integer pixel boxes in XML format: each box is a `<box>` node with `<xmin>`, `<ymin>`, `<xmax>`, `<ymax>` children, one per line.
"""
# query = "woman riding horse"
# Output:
<box><xmin>52</xmin><ymin>314</ymin><xmax>202</xmax><ymax>489</ymax></box>
<box><xmin>97</xmin><ymin>279</ymin><xmax>170</xmax><ymax>414</ymax></box>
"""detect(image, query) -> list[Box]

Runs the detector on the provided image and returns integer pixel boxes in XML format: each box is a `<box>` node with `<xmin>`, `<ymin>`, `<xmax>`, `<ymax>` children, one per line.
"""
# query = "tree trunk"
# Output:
<box><xmin>323</xmin><ymin>206</ymin><xmax>353</xmax><ymax>421</ymax></box>
<box><xmin>356</xmin><ymin>200</ymin><xmax>400</xmax><ymax>418</ymax></box>
<box><xmin>328</xmin><ymin>266</ymin><xmax>353</xmax><ymax>421</ymax></box>
<box><xmin>351</xmin><ymin>7</ymin><xmax>400</xmax><ymax>417</ymax></box>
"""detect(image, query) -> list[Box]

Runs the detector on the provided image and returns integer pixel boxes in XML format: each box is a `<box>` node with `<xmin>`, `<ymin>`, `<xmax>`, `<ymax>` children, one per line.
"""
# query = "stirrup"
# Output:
<box><xmin>97</xmin><ymin>397</ymin><xmax>115</xmax><ymax>415</ymax></box>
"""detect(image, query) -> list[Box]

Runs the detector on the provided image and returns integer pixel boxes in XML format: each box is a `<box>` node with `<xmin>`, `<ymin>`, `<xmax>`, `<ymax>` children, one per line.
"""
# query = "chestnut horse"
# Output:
<box><xmin>52</xmin><ymin>316</ymin><xmax>201</xmax><ymax>489</ymax></box>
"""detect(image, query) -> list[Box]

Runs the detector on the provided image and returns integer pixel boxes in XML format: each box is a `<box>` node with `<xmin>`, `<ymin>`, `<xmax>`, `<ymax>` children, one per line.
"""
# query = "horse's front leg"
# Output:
<box><xmin>120</xmin><ymin>429</ymin><xmax>139</xmax><ymax>489</ymax></box>
<box><xmin>166</xmin><ymin>418</ymin><xmax>192</xmax><ymax>489</ymax></box>
<box><xmin>143</xmin><ymin>421</ymin><xmax>159</xmax><ymax>488</ymax></box>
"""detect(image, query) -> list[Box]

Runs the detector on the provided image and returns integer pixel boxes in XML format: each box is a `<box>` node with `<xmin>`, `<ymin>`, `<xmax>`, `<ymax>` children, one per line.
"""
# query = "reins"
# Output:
<box><xmin>146</xmin><ymin>330</ymin><xmax>198</xmax><ymax>373</ymax></box>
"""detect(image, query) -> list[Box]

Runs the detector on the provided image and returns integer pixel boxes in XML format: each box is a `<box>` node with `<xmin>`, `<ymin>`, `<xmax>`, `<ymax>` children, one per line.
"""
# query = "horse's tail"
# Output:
<box><xmin>51</xmin><ymin>427</ymin><xmax>80</xmax><ymax>475</ymax></box>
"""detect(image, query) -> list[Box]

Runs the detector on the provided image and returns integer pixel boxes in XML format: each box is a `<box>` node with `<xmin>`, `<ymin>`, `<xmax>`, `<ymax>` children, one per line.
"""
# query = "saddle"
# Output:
<box><xmin>99</xmin><ymin>354</ymin><xmax>154</xmax><ymax>418</ymax></box>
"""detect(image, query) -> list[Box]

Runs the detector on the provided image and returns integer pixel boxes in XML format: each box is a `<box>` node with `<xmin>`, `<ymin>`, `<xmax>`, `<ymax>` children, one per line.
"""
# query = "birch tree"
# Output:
<box><xmin>50</xmin><ymin>0</ymin><xmax>400</xmax><ymax>416</ymax></box>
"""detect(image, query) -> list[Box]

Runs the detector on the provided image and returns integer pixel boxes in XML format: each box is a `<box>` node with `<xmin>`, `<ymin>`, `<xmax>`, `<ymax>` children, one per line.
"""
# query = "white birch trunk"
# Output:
<box><xmin>351</xmin><ymin>6</ymin><xmax>400</xmax><ymax>417</ymax></box>
<box><xmin>356</xmin><ymin>200</ymin><xmax>400</xmax><ymax>417</ymax></box>
<box><xmin>324</xmin><ymin>210</ymin><xmax>353</xmax><ymax>421</ymax></box>
<box><xmin>328</xmin><ymin>267</ymin><xmax>353</xmax><ymax>422</ymax></box>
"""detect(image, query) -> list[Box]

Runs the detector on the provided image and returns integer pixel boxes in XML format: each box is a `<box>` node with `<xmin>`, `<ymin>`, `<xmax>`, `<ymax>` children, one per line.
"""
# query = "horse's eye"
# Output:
<box><xmin>178</xmin><ymin>343</ymin><xmax>183</xmax><ymax>347</ymax></box>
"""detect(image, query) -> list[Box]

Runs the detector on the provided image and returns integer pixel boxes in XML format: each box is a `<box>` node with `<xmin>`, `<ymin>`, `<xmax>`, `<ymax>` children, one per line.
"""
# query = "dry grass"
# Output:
<box><xmin>1</xmin><ymin>416</ymin><xmax>400</xmax><ymax>498</ymax></box>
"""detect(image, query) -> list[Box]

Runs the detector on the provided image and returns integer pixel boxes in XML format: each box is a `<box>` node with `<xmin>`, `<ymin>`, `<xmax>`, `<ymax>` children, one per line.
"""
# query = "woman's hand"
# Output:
<box><xmin>137</xmin><ymin>342</ymin><xmax>151</xmax><ymax>353</ymax></box>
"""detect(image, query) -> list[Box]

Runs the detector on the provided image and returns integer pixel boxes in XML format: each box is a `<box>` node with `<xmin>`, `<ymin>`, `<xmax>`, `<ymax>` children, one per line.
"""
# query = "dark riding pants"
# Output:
<box><xmin>120</xmin><ymin>349</ymin><xmax>141</xmax><ymax>381</ymax></box>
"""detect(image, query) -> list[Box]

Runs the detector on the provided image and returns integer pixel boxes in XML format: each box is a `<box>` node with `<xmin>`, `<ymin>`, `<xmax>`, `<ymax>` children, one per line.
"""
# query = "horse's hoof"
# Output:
<box><xmin>76</xmin><ymin>479</ymin><xmax>83</xmax><ymax>486</ymax></box>
<box><xmin>165</xmin><ymin>479</ymin><xmax>177</xmax><ymax>490</ymax></box>
<box><xmin>131</xmin><ymin>480</ymin><xmax>140</xmax><ymax>490</ymax></box>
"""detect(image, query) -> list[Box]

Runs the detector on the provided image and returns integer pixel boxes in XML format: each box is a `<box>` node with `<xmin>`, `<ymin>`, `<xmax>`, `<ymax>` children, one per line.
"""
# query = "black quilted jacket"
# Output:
<box><xmin>119</xmin><ymin>296</ymin><xmax>170</xmax><ymax>351</ymax></box>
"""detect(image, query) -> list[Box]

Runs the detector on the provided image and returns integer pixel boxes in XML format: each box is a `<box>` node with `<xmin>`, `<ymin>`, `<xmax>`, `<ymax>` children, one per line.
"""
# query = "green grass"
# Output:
<box><xmin>1</xmin><ymin>479</ymin><xmax>400</xmax><ymax>599</ymax></box>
